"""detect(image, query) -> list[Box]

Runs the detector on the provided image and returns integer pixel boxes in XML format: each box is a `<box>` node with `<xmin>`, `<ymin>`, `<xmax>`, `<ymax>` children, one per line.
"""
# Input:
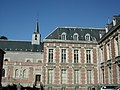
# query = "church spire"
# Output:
<box><xmin>32</xmin><ymin>18</ymin><xmax>41</xmax><ymax>45</ymax></box>
<box><xmin>34</xmin><ymin>18</ymin><xmax>39</xmax><ymax>33</ymax></box>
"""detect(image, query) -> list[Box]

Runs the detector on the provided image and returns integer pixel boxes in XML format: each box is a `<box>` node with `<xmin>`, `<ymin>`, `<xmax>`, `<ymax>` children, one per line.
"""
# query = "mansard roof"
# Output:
<box><xmin>44</xmin><ymin>27</ymin><xmax>106</xmax><ymax>42</ymax></box>
<box><xmin>0</xmin><ymin>40</ymin><xmax>43</xmax><ymax>52</ymax></box>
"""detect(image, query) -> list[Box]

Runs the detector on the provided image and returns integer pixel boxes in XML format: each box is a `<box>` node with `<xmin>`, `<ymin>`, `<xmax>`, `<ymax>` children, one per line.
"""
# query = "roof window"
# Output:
<box><xmin>61</xmin><ymin>32</ymin><xmax>66</xmax><ymax>40</ymax></box>
<box><xmin>85</xmin><ymin>33</ymin><xmax>90</xmax><ymax>41</ymax></box>
<box><xmin>73</xmin><ymin>33</ymin><xmax>79</xmax><ymax>40</ymax></box>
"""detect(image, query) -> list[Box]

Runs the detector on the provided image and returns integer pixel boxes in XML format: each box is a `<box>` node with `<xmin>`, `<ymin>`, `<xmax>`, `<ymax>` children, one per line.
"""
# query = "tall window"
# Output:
<box><xmin>106</xmin><ymin>43</ymin><xmax>111</xmax><ymax>60</ymax></box>
<box><xmin>61</xmin><ymin>32</ymin><xmax>66</xmax><ymax>40</ymax></box>
<box><xmin>61</xmin><ymin>69</ymin><xmax>67</xmax><ymax>84</ymax></box>
<box><xmin>48</xmin><ymin>69</ymin><xmax>53</xmax><ymax>84</ymax></box>
<box><xmin>74</xmin><ymin>70</ymin><xmax>79</xmax><ymax>84</ymax></box>
<box><xmin>108</xmin><ymin>67</ymin><xmax>112</xmax><ymax>84</ymax></box>
<box><xmin>73</xmin><ymin>33</ymin><xmax>79</xmax><ymax>40</ymax></box>
<box><xmin>85</xmin><ymin>33</ymin><xmax>90</xmax><ymax>41</ymax></box>
<box><xmin>48</xmin><ymin>49</ymin><xmax>53</xmax><ymax>63</ymax></box>
<box><xmin>23</xmin><ymin>69</ymin><xmax>27</xmax><ymax>78</ymax></box>
<box><xmin>2</xmin><ymin>69</ymin><xmax>5</xmax><ymax>77</ymax></box>
<box><xmin>61</xmin><ymin>49</ymin><xmax>66</xmax><ymax>63</ymax></box>
<box><xmin>100</xmin><ymin>48</ymin><xmax>104</xmax><ymax>62</ymax></box>
<box><xmin>15</xmin><ymin>69</ymin><xmax>19</xmax><ymax>78</ymax></box>
<box><xmin>87</xmin><ymin>70</ymin><xmax>92</xmax><ymax>84</ymax></box>
<box><xmin>118</xmin><ymin>65</ymin><xmax>120</xmax><ymax>83</ymax></box>
<box><xmin>74</xmin><ymin>49</ymin><xmax>79</xmax><ymax>63</ymax></box>
<box><xmin>114</xmin><ymin>37</ymin><xmax>118</xmax><ymax>57</ymax></box>
<box><xmin>86</xmin><ymin>50</ymin><xmax>91</xmax><ymax>63</ymax></box>
<box><xmin>102</xmin><ymin>69</ymin><xmax>104</xmax><ymax>84</ymax></box>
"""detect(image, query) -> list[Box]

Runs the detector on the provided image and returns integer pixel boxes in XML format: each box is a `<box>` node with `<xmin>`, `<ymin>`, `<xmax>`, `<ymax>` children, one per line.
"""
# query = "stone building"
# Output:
<box><xmin>43</xmin><ymin>15</ymin><xmax>120</xmax><ymax>90</ymax></box>
<box><xmin>43</xmin><ymin>27</ymin><xmax>106</xmax><ymax>90</ymax></box>
<box><xmin>0</xmin><ymin>14</ymin><xmax>120</xmax><ymax>90</ymax></box>
<box><xmin>98</xmin><ymin>15</ymin><xmax>120</xmax><ymax>87</ymax></box>
<box><xmin>0</xmin><ymin>20</ymin><xmax>44</xmax><ymax>87</ymax></box>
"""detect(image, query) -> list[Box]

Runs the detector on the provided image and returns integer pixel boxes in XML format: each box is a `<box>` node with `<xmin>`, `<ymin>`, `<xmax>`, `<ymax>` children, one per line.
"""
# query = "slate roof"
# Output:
<box><xmin>0</xmin><ymin>40</ymin><xmax>44</xmax><ymax>52</ymax></box>
<box><xmin>45</xmin><ymin>27</ymin><xmax>106</xmax><ymax>42</ymax></box>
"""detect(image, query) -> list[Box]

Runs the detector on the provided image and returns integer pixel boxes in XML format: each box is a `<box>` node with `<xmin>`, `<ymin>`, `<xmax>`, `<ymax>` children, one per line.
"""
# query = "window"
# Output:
<box><xmin>106</xmin><ymin>43</ymin><xmax>111</xmax><ymax>60</ymax></box>
<box><xmin>118</xmin><ymin>65</ymin><xmax>120</xmax><ymax>83</ymax></box>
<box><xmin>61</xmin><ymin>69</ymin><xmax>67</xmax><ymax>84</ymax></box>
<box><xmin>74</xmin><ymin>49</ymin><xmax>79</xmax><ymax>63</ymax></box>
<box><xmin>48</xmin><ymin>69</ymin><xmax>53</xmax><ymax>84</ymax></box>
<box><xmin>48</xmin><ymin>49</ymin><xmax>53</xmax><ymax>63</ymax></box>
<box><xmin>73</xmin><ymin>33</ymin><xmax>79</xmax><ymax>40</ymax></box>
<box><xmin>15</xmin><ymin>69</ymin><xmax>19</xmax><ymax>78</ymax></box>
<box><xmin>74</xmin><ymin>70</ymin><xmax>79</xmax><ymax>84</ymax></box>
<box><xmin>86</xmin><ymin>50</ymin><xmax>91</xmax><ymax>63</ymax></box>
<box><xmin>102</xmin><ymin>69</ymin><xmax>104</xmax><ymax>84</ymax></box>
<box><xmin>61</xmin><ymin>32</ymin><xmax>66</xmax><ymax>40</ymax></box>
<box><xmin>114</xmin><ymin>37</ymin><xmax>118</xmax><ymax>57</ymax></box>
<box><xmin>61</xmin><ymin>49</ymin><xmax>66</xmax><ymax>63</ymax></box>
<box><xmin>2</xmin><ymin>69</ymin><xmax>5</xmax><ymax>77</ymax></box>
<box><xmin>35</xmin><ymin>35</ymin><xmax>37</xmax><ymax>40</ymax></box>
<box><xmin>85</xmin><ymin>33</ymin><xmax>90</xmax><ymax>41</ymax></box>
<box><xmin>108</xmin><ymin>67</ymin><xmax>112</xmax><ymax>84</ymax></box>
<box><xmin>100</xmin><ymin>48</ymin><xmax>104</xmax><ymax>62</ymax></box>
<box><xmin>23</xmin><ymin>69</ymin><xmax>27</xmax><ymax>78</ymax></box>
<box><xmin>87</xmin><ymin>70</ymin><xmax>92</xmax><ymax>84</ymax></box>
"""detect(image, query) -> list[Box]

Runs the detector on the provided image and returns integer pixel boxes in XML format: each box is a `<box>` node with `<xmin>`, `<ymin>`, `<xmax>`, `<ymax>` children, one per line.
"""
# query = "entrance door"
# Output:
<box><xmin>35</xmin><ymin>75</ymin><xmax>41</xmax><ymax>86</ymax></box>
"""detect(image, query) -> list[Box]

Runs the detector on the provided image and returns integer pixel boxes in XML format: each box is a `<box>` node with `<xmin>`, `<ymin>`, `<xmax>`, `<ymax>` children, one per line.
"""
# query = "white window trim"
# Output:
<box><xmin>72</xmin><ymin>48</ymin><xmax>80</xmax><ymax>63</ymax></box>
<box><xmin>61</xmin><ymin>32</ymin><xmax>66</xmax><ymax>40</ymax></box>
<box><xmin>85</xmin><ymin>33</ymin><xmax>90</xmax><ymax>41</ymax></box>
<box><xmin>47</xmin><ymin>48</ymin><xmax>55</xmax><ymax>63</ymax></box>
<box><xmin>73</xmin><ymin>33</ymin><xmax>79</xmax><ymax>40</ymax></box>
<box><xmin>60</xmin><ymin>48</ymin><xmax>68</xmax><ymax>63</ymax></box>
<box><xmin>85</xmin><ymin>49</ymin><xmax>93</xmax><ymax>63</ymax></box>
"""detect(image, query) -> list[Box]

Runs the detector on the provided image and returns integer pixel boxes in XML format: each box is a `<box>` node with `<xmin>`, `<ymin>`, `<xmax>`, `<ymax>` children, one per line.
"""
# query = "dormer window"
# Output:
<box><xmin>73</xmin><ymin>33</ymin><xmax>79</xmax><ymax>40</ymax></box>
<box><xmin>61</xmin><ymin>32</ymin><xmax>66</xmax><ymax>40</ymax></box>
<box><xmin>85</xmin><ymin>33</ymin><xmax>90</xmax><ymax>41</ymax></box>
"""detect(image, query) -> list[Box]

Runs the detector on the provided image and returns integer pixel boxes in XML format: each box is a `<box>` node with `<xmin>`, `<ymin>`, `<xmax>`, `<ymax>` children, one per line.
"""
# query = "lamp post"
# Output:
<box><xmin>0</xmin><ymin>49</ymin><xmax>5</xmax><ymax>89</ymax></box>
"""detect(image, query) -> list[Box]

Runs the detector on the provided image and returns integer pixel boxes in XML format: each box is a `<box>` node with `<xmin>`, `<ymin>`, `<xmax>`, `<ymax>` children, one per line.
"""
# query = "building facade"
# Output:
<box><xmin>98</xmin><ymin>15</ymin><xmax>120</xmax><ymax>87</ymax></box>
<box><xmin>43</xmin><ymin>27</ymin><xmax>106</xmax><ymax>90</ymax></box>
<box><xmin>0</xmin><ymin>14</ymin><xmax>120</xmax><ymax>90</ymax></box>
<box><xmin>0</xmin><ymin>20</ymin><xmax>44</xmax><ymax>87</ymax></box>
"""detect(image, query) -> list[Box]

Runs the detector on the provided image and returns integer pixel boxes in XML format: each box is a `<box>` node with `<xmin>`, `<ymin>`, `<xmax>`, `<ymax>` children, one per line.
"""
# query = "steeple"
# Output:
<box><xmin>32</xmin><ymin>19</ymin><xmax>41</xmax><ymax>45</ymax></box>
<box><xmin>34</xmin><ymin>19</ymin><xmax>39</xmax><ymax>33</ymax></box>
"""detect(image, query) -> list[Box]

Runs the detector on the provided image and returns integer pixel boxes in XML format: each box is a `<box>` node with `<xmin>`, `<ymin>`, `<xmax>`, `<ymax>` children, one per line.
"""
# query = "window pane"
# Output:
<box><xmin>61</xmin><ymin>49</ymin><xmax>66</xmax><ymax>63</ymax></box>
<box><xmin>48</xmin><ymin>49</ymin><xmax>53</xmax><ymax>63</ymax></box>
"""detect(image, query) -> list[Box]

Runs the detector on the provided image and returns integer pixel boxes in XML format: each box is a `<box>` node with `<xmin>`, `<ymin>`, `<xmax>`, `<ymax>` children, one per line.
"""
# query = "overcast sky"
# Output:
<box><xmin>0</xmin><ymin>0</ymin><xmax>120</xmax><ymax>41</ymax></box>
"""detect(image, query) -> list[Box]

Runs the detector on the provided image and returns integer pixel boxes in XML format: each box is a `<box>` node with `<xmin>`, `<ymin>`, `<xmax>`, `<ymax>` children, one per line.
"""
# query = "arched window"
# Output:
<box><xmin>2</xmin><ymin>69</ymin><xmax>5</xmax><ymax>77</ymax></box>
<box><xmin>15</xmin><ymin>69</ymin><xmax>19</xmax><ymax>78</ymax></box>
<box><xmin>85</xmin><ymin>33</ymin><xmax>90</xmax><ymax>41</ymax></box>
<box><xmin>73</xmin><ymin>33</ymin><xmax>79</xmax><ymax>40</ymax></box>
<box><xmin>61</xmin><ymin>32</ymin><xmax>66</xmax><ymax>40</ymax></box>
<box><xmin>23</xmin><ymin>69</ymin><xmax>27</xmax><ymax>78</ymax></box>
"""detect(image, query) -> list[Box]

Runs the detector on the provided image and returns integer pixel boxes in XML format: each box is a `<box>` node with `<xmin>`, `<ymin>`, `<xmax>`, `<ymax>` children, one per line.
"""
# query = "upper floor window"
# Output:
<box><xmin>85</xmin><ymin>33</ymin><xmax>90</xmax><ymax>41</ymax></box>
<box><xmin>106</xmin><ymin>43</ymin><xmax>111</xmax><ymax>60</ymax></box>
<box><xmin>61</xmin><ymin>32</ymin><xmax>66</xmax><ymax>40</ymax></box>
<box><xmin>23</xmin><ymin>69</ymin><xmax>27</xmax><ymax>78</ymax></box>
<box><xmin>48</xmin><ymin>49</ymin><xmax>54</xmax><ymax>63</ymax></box>
<box><xmin>73</xmin><ymin>33</ymin><xmax>79</xmax><ymax>40</ymax></box>
<box><xmin>61</xmin><ymin>49</ymin><xmax>66</xmax><ymax>63</ymax></box>
<box><xmin>74</xmin><ymin>49</ymin><xmax>79</xmax><ymax>63</ymax></box>
<box><xmin>15</xmin><ymin>69</ymin><xmax>19</xmax><ymax>78</ymax></box>
<box><xmin>2</xmin><ymin>69</ymin><xmax>5</xmax><ymax>77</ymax></box>
<box><xmin>114</xmin><ymin>37</ymin><xmax>119</xmax><ymax>57</ymax></box>
<box><xmin>86</xmin><ymin>50</ymin><xmax>91</xmax><ymax>63</ymax></box>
